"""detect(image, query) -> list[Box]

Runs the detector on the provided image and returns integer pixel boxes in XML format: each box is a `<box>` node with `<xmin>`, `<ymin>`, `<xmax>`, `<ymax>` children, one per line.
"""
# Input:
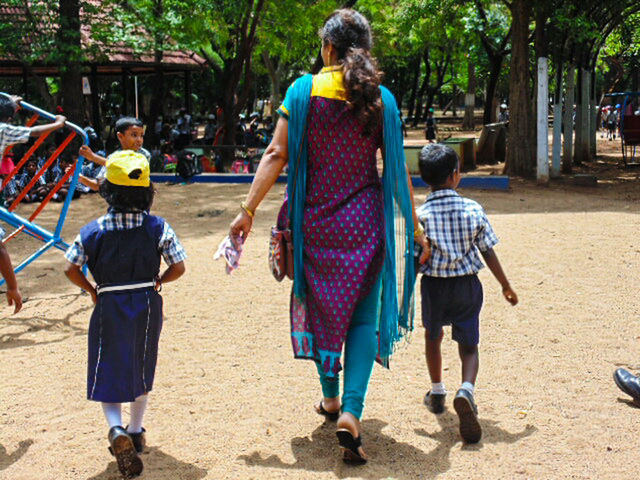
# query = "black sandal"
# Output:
<box><xmin>336</xmin><ymin>429</ymin><xmax>367</xmax><ymax>465</ymax></box>
<box><xmin>314</xmin><ymin>401</ymin><xmax>340</xmax><ymax>421</ymax></box>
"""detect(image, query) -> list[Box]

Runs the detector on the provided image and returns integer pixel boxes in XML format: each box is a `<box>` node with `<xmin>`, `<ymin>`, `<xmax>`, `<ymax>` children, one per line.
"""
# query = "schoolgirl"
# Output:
<box><xmin>64</xmin><ymin>150</ymin><xmax>186</xmax><ymax>478</ymax></box>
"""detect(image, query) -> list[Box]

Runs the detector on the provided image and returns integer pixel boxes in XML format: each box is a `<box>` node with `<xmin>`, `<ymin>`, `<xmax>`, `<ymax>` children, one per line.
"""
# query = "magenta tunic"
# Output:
<box><xmin>283</xmin><ymin>71</ymin><xmax>385</xmax><ymax>377</ymax></box>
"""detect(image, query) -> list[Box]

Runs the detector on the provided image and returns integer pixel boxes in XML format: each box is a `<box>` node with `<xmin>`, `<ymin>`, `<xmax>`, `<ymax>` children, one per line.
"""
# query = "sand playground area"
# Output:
<box><xmin>1</xmin><ymin>139</ymin><xmax>640</xmax><ymax>479</ymax></box>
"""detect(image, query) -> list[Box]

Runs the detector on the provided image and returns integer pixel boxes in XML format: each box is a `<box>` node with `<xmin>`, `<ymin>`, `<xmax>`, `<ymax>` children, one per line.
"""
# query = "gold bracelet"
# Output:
<box><xmin>413</xmin><ymin>223</ymin><xmax>425</xmax><ymax>238</ymax></box>
<box><xmin>240</xmin><ymin>201</ymin><xmax>255</xmax><ymax>218</ymax></box>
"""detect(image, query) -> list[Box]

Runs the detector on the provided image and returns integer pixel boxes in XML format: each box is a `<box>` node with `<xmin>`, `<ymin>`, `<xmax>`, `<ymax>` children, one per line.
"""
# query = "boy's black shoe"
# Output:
<box><xmin>614</xmin><ymin>368</ymin><xmax>640</xmax><ymax>405</ymax></box>
<box><xmin>423</xmin><ymin>391</ymin><xmax>446</xmax><ymax>414</ymax></box>
<box><xmin>108</xmin><ymin>426</ymin><xmax>143</xmax><ymax>478</ymax></box>
<box><xmin>453</xmin><ymin>389</ymin><xmax>482</xmax><ymax>444</ymax></box>
<box><xmin>127</xmin><ymin>427</ymin><xmax>146</xmax><ymax>454</ymax></box>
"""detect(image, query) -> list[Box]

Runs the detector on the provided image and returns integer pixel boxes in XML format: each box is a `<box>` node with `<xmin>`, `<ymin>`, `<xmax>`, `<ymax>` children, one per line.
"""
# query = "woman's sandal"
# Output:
<box><xmin>314</xmin><ymin>401</ymin><xmax>340</xmax><ymax>422</ymax></box>
<box><xmin>336</xmin><ymin>429</ymin><xmax>367</xmax><ymax>465</ymax></box>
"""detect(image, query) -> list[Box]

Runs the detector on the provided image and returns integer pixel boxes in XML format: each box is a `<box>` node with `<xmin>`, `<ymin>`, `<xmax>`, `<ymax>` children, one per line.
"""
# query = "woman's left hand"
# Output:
<box><xmin>229</xmin><ymin>210</ymin><xmax>253</xmax><ymax>247</ymax></box>
<box><xmin>415</xmin><ymin>235</ymin><xmax>431</xmax><ymax>264</ymax></box>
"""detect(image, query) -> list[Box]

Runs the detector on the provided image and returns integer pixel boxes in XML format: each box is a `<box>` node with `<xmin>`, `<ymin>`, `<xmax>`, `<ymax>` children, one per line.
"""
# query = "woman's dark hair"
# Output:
<box><xmin>99</xmin><ymin>179</ymin><xmax>155</xmax><ymax>212</ymax></box>
<box><xmin>320</xmin><ymin>9</ymin><xmax>382</xmax><ymax>135</ymax></box>
<box><xmin>418</xmin><ymin>144</ymin><xmax>459</xmax><ymax>187</ymax></box>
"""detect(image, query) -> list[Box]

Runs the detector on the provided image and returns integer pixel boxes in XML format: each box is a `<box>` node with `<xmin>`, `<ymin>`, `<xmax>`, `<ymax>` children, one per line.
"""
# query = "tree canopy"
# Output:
<box><xmin>2</xmin><ymin>0</ymin><xmax>640</xmax><ymax>176</ymax></box>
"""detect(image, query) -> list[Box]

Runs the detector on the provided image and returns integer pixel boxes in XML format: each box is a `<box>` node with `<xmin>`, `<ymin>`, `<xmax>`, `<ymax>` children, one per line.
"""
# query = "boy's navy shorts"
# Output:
<box><xmin>420</xmin><ymin>274</ymin><xmax>483</xmax><ymax>346</ymax></box>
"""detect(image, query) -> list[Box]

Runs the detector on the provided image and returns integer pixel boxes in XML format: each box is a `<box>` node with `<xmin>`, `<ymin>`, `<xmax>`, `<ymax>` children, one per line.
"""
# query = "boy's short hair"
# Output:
<box><xmin>418</xmin><ymin>144</ymin><xmax>459</xmax><ymax>187</ymax></box>
<box><xmin>115</xmin><ymin>117</ymin><xmax>144</xmax><ymax>134</ymax></box>
<box><xmin>0</xmin><ymin>96</ymin><xmax>17</xmax><ymax>121</ymax></box>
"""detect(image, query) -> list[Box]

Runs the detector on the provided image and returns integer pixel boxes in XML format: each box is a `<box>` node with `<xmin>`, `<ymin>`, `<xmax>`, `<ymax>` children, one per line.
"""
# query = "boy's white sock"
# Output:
<box><xmin>460</xmin><ymin>381</ymin><xmax>475</xmax><ymax>394</ymax></box>
<box><xmin>127</xmin><ymin>394</ymin><xmax>148</xmax><ymax>434</ymax></box>
<box><xmin>431</xmin><ymin>382</ymin><xmax>446</xmax><ymax>395</ymax></box>
<box><xmin>102</xmin><ymin>403</ymin><xmax>122</xmax><ymax>428</ymax></box>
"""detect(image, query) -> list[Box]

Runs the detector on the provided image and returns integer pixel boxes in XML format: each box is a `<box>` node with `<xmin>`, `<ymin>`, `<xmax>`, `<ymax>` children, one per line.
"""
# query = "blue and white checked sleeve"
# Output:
<box><xmin>159</xmin><ymin>222</ymin><xmax>186</xmax><ymax>265</ymax></box>
<box><xmin>475</xmin><ymin>211</ymin><xmax>499</xmax><ymax>252</ymax></box>
<box><xmin>0</xmin><ymin>124</ymin><xmax>31</xmax><ymax>153</ymax></box>
<box><xmin>64</xmin><ymin>234</ymin><xmax>88</xmax><ymax>267</ymax></box>
<box><xmin>0</xmin><ymin>225</ymin><xmax>5</xmax><ymax>240</ymax></box>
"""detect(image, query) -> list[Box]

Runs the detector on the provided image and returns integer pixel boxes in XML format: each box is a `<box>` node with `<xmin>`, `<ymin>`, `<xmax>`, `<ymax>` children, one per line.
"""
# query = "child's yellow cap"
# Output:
<box><xmin>106</xmin><ymin>150</ymin><xmax>150</xmax><ymax>187</ymax></box>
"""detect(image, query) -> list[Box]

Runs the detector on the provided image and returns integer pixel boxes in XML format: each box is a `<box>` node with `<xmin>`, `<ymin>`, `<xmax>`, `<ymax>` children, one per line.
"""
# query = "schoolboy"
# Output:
<box><xmin>0</xmin><ymin>95</ymin><xmax>66</xmax><ymax>156</ymax></box>
<box><xmin>77</xmin><ymin>117</ymin><xmax>150</xmax><ymax>191</ymax></box>
<box><xmin>0</xmin><ymin>94</ymin><xmax>65</xmax><ymax>313</ymax></box>
<box><xmin>416</xmin><ymin>144</ymin><xmax>517</xmax><ymax>444</ymax></box>
<box><xmin>17</xmin><ymin>158</ymin><xmax>50</xmax><ymax>203</ymax></box>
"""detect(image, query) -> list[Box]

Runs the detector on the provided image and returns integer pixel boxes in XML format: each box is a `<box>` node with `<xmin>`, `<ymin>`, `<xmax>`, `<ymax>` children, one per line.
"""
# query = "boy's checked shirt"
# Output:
<box><xmin>416</xmin><ymin>189</ymin><xmax>498</xmax><ymax>277</ymax></box>
<box><xmin>0</xmin><ymin>123</ymin><xmax>31</xmax><ymax>157</ymax></box>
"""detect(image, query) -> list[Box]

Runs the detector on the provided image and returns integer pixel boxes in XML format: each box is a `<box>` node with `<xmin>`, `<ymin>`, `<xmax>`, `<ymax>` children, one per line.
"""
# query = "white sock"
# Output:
<box><xmin>102</xmin><ymin>403</ymin><xmax>122</xmax><ymax>428</ymax></box>
<box><xmin>127</xmin><ymin>395</ymin><xmax>149</xmax><ymax>434</ymax></box>
<box><xmin>431</xmin><ymin>382</ymin><xmax>447</xmax><ymax>395</ymax></box>
<box><xmin>460</xmin><ymin>381</ymin><xmax>475</xmax><ymax>394</ymax></box>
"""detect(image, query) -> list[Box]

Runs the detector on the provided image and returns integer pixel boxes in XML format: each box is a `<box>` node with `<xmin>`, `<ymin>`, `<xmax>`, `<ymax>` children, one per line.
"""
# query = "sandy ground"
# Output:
<box><xmin>1</xmin><ymin>134</ymin><xmax>640</xmax><ymax>480</ymax></box>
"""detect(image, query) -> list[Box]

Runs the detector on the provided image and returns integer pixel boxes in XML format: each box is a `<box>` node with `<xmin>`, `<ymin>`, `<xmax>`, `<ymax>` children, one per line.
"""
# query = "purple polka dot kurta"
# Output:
<box><xmin>289</xmin><ymin>93</ymin><xmax>385</xmax><ymax>377</ymax></box>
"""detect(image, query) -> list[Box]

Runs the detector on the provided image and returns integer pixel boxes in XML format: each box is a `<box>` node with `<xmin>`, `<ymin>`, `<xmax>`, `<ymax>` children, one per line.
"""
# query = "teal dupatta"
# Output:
<box><xmin>286</xmin><ymin>74</ymin><xmax>415</xmax><ymax>363</ymax></box>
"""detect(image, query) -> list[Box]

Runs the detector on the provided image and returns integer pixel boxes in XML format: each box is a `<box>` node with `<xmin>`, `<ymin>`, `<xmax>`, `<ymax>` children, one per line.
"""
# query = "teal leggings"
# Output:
<box><xmin>316</xmin><ymin>275</ymin><xmax>381</xmax><ymax>419</ymax></box>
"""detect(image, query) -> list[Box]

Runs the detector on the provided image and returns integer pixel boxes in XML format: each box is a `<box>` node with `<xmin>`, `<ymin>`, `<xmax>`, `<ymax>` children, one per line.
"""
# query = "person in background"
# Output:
<box><xmin>78</xmin><ymin>117</ymin><xmax>149</xmax><ymax>192</ymax></box>
<box><xmin>175</xmin><ymin>108</ymin><xmax>192</xmax><ymax>150</ymax></box>
<box><xmin>498</xmin><ymin>103</ymin><xmax>509</xmax><ymax>123</ymax></box>
<box><xmin>425</xmin><ymin>108</ymin><xmax>437</xmax><ymax>143</ymax></box>
<box><xmin>203</xmin><ymin>114</ymin><xmax>216</xmax><ymax>145</ymax></box>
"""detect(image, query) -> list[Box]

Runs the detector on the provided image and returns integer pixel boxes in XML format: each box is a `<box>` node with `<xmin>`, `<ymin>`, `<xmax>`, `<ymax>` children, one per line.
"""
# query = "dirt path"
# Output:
<box><xmin>1</xmin><ymin>140</ymin><xmax>640</xmax><ymax>479</ymax></box>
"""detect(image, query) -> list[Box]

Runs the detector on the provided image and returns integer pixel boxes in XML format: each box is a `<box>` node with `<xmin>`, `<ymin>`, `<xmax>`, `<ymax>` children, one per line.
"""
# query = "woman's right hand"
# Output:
<box><xmin>229</xmin><ymin>210</ymin><xmax>253</xmax><ymax>246</ymax></box>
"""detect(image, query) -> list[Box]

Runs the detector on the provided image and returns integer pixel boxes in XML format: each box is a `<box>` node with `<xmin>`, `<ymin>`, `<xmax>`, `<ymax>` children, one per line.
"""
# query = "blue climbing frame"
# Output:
<box><xmin>0</xmin><ymin>93</ymin><xmax>88</xmax><ymax>285</ymax></box>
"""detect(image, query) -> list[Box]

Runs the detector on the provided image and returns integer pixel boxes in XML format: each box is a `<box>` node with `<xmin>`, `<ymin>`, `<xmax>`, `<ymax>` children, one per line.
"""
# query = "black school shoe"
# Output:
<box><xmin>614</xmin><ymin>368</ymin><xmax>640</xmax><ymax>405</ymax></box>
<box><xmin>108</xmin><ymin>426</ymin><xmax>143</xmax><ymax>478</ymax></box>
<box><xmin>453</xmin><ymin>389</ymin><xmax>482</xmax><ymax>444</ymax></box>
<box><xmin>126</xmin><ymin>426</ymin><xmax>147</xmax><ymax>454</ymax></box>
<box><xmin>423</xmin><ymin>391</ymin><xmax>446</xmax><ymax>414</ymax></box>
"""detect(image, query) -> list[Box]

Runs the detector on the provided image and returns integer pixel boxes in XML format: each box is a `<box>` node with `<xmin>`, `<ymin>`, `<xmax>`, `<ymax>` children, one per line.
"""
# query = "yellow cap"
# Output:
<box><xmin>105</xmin><ymin>150</ymin><xmax>150</xmax><ymax>187</ymax></box>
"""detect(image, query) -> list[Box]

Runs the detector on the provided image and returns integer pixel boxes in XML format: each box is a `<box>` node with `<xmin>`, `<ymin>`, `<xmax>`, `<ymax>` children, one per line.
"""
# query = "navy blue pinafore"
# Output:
<box><xmin>82</xmin><ymin>214</ymin><xmax>165</xmax><ymax>403</ymax></box>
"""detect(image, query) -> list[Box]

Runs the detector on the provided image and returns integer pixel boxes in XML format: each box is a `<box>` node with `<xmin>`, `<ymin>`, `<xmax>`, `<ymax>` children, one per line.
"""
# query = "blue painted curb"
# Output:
<box><xmin>151</xmin><ymin>173</ymin><xmax>510</xmax><ymax>190</ymax></box>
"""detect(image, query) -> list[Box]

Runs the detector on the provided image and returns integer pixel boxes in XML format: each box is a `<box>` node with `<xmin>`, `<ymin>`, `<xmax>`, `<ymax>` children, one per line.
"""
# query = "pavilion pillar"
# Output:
<box><xmin>91</xmin><ymin>65</ymin><xmax>101</xmax><ymax>134</ymax></box>
<box><xmin>184</xmin><ymin>70</ymin><xmax>192</xmax><ymax>113</ymax></box>
<box><xmin>22</xmin><ymin>67</ymin><xmax>28</xmax><ymax>99</ymax></box>
<box><xmin>121</xmin><ymin>69</ymin><xmax>129</xmax><ymax>116</ymax></box>
<box><xmin>562</xmin><ymin>65</ymin><xmax>575</xmax><ymax>173</ymax></box>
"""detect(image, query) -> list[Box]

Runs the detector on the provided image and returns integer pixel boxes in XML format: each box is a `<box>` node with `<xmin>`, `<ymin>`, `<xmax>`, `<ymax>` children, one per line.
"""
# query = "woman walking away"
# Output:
<box><xmin>229</xmin><ymin>9</ymin><xmax>429</xmax><ymax>464</ymax></box>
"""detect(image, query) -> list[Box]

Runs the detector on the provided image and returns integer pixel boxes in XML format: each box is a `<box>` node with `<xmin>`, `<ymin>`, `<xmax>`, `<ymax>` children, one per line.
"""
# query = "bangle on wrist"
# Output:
<box><xmin>413</xmin><ymin>223</ymin><xmax>425</xmax><ymax>239</ymax></box>
<box><xmin>240</xmin><ymin>201</ymin><xmax>255</xmax><ymax>218</ymax></box>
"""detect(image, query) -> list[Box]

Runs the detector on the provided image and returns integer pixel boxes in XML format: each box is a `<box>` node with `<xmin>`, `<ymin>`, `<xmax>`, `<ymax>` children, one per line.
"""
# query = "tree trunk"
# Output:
<box><xmin>406</xmin><ymin>55</ymin><xmax>421</xmax><ymax>119</ymax></box>
<box><xmin>562</xmin><ymin>65</ymin><xmax>575</xmax><ymax>174</ymax></box>
<box><xmin>506</xmin><ymin>0</ymin><xmax>534</xmax><ymax>177</ymax></box>
<box><xmin>462</xmin><ymin>60</ymin><xmax>476</xmax><ymax>130</ymax></box>
<box><xmin>536</xmin><ymin>56</ymin><xmax>549</xmax><ymax>183</ymax></box>
<box><xmin>58</xmin><ymin>0</ymin><xmax>83</xmax><ymax>125</ymax></box>
<box><xmin>484</xmin><ymin>56</ymin><xmax>503</xmax><ymax>125</ymax></box>
<box><xmin>412</xmin><ymin>48</ymin><xmax>430</xmax><ymax>127</ymax></box>
<box><xmin>574</xmin><ymin>68</ymin><xmax>591</xmax><ymax>164</ymax></box>
<box><xmin>262</xmin><ymin>52</ymin><xmax>282</xmax><ymax>109</ymax></box>
<box><xmin>551</xmin><ymin>60</ymin><xmax>563</xmax><ymax>177</ymax></box>
<box><xmin>590</xmin><ymin>70</ymin><xmax>597</xmax><ymax>157</ymax></box>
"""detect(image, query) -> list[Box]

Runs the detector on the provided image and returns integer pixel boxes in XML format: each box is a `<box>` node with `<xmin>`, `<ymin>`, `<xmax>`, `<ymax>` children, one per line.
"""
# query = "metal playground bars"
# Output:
<box><xmin>0</xmin><ymin>92</ymin><xmax>88</xmax><ymax>286</ymax></box>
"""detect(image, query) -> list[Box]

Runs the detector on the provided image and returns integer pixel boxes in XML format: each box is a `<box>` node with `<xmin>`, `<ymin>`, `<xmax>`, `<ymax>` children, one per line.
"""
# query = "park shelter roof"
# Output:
<box><xmin>0</xmin><ymin>2</ymin><xmax>206</xmax><ymax>76</ymax></box>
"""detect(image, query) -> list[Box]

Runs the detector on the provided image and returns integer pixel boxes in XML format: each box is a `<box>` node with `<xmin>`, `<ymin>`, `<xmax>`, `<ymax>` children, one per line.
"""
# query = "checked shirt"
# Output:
<box><xmin>416</xmin><ymin>189</ymin><xmax>498</xmax><ymax>277</ymax></box>
<box><xmin>0</xmin><ymin>123</ymin><xmax>31</xmax><ymax>157</ymax></box>
<box><xmin>65</xmin><ymin>208</ymin><xmax>186</xmax><ymax>267</ymax></box>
